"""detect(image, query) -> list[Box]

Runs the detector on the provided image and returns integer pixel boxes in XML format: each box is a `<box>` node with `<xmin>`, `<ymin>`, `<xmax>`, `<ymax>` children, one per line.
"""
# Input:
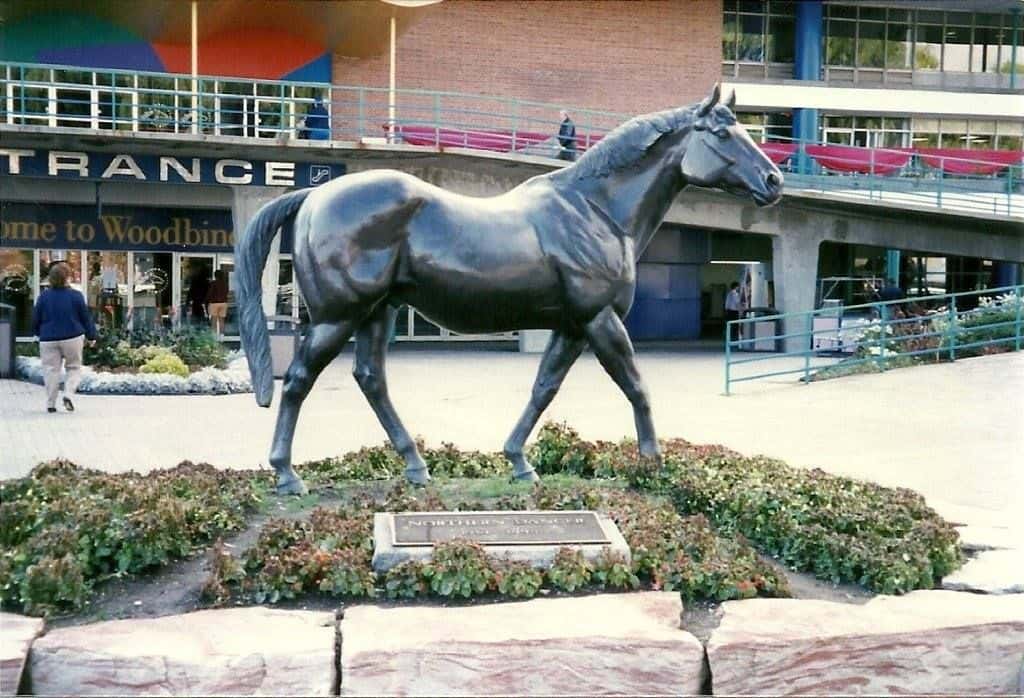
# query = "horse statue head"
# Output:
<box><xmin>681</xmin><ymin>83</ymin><xmax>783</xmax><ymax>206</ymax></box>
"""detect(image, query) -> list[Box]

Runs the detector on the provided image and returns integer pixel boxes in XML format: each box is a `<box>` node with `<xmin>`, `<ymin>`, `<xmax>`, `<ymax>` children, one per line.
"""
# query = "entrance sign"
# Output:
<box><xmin>0</xmin><ymin>149</ymin><xmax>345</xmax><ymax>188</ymax></box>
<box><xmin>1</xmin><ymin>202</ymin><xmax>236</xmax><ymax>253</ymax></box>
<box><xmin>392</xmin><ymin>511</ymin><xmax>610</xmax><ymax>546</ymax></box>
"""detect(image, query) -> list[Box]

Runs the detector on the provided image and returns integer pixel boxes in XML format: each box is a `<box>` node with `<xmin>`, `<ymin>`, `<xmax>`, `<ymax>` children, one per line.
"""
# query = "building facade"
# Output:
<box><xmin>1</xmin><ymin>0</ymin><xmax>1021</xmax><ymax>344</ymax></box>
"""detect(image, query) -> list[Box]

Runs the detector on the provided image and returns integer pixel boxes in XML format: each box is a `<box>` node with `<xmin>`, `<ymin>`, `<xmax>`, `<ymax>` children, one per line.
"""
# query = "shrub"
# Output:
<box><xmin>527</xmin><ymin>422</ymin><xmax>597</xmax><ymax>476</ymax></box>
<box><xmin>383</xmin><ymin>560</ymin><xmax>429</xmax><ymax>599</ymax></box>
<box><xmin>0</xmin><ymin>460</ymin><xmax>263</xmax><ymax>616</ymax></box>
<box><xmin>547</xmin><ymin>547</ymin><xmax>593</xmax><ymax>592</ymax></box>
<box><xmin>421</xmin><ymin>540</ymin><xmax>495</xmax><ymax>598</ymax></box>
<box><xmin>140</xmin><ymin>351</ymin><xmax>189</xmax><ymax>377</ymax></box>
<box><xmin>494</xmin><ymin>559</ymin><xmax>544</xmax><ymax>598</ymax></box>
<box><xmin>83</xmin><ymin>326</ymin><xmax>228</xmax><ymax>373</ymax></box>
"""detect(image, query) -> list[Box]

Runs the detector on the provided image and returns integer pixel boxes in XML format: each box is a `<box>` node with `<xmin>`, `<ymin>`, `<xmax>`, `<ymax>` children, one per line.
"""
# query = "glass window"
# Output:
<box><xmin>999</xmin><ymin>30</ymin><xmax>1018</xmax><ymax>74</ymax></box>
<box><xmin>738</xmin><ymin>13</ymin><xmax>765</xmax><ymax>62</ymax></box>
<box><xmin>915</xmin><ymin>24</ymin><xmax>942</xmax><ymax>70</ymax></box>
<box><xmin>997</xmin><ymin>135</ymin><xmax>1022</xmax><ymax>151</ymax></box>
<box><xmin>859</xmin><ymin>7</ymin><xmax>885</xmax><ymax>22</ymax></box>
<box><xmin>826</xmin><ymin>19</ymin><xmax>856</xmax><ymax>66</ymax></box>
<box><xmin>765</xmin><ymin>112</ymin><xmax>792</xmax><ymax>141</ymax></box>
<box><xmin>0</xmin><ymin>249</ymin><xmax>35</xmax><ymax>336</ymax></box>
<box><xmin>767</xmin><ymin>16</ymin><xmax>795</xmax><ymax>63</ymax></box>
<box><xmin>39</xmin><ymin>251</ymin><xmax>84</xmax><ymax>294</ymax></box>
<box><xmin>826</xmin><ymin>115</ymin><xmax>854</xmax><ymax>129</ymax></box>
<box><xmin>886</xmin><ymin>22</ymin><xmax>912</xmax><ymax>69</ymax></box>
<box><xmin>972</xmin><ymin>26</ymin><xmax>1002</xmax><ymax>73</ymax></box>
<box><xmin>723</xmin><ymin>14</ymin><xmax>739</xmax><ymax>61</ymax></box>
<box><xmin>940</xmin><ymin>119</ymin><xmax>968</xmax><ymax>149</ymax></box>
<box><xmin>827</xmin><ymin>5</ymin><xmax>856</xmax><ymax>20</ymax></box>
<box><xmin>86</xmin><ymin>252</ymin><xmax>129</xmax><ymax>331</ymax></box>
<box><xmin>943</xmin><ymin>25</ymin><xmax>972</xmax><ymax>72</ymax></box>
<box><xmin>857</xmin><ymin>21</ymin><xmax>886</xmax><ymax>68</ymax></box>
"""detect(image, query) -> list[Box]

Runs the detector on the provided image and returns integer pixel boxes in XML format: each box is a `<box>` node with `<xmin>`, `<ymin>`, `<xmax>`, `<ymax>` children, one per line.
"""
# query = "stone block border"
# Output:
<box><xmin>4</xmin><ymin>590</ymin><xmax>1023</xmax><ymax>695</ymax></box>
<box><xmin>16</xmin><ymin>356</ymin><xmax>252</xmax><ymax>396</ymax></box>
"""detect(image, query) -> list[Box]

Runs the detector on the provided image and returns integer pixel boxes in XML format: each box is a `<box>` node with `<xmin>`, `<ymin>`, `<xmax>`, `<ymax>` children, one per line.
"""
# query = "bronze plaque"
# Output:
<box><xmin>392</xmin><ymin>511</ymin><xmax>610</xmax><ymax>546</ymax></box>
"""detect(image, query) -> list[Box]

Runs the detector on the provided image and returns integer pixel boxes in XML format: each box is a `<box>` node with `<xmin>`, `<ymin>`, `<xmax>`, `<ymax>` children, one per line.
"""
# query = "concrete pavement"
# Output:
<box><xmin>2</xmin><ymin>347</ymin><xmax>1022</xmax><ymax>544</ymax></box>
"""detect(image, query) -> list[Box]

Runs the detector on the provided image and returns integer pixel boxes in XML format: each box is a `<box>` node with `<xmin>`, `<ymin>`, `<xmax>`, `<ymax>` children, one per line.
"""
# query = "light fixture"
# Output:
<box><xmin>709</xmin><ymin>260</ymin><xmax>763</xmax><ymax>265</ymax></box>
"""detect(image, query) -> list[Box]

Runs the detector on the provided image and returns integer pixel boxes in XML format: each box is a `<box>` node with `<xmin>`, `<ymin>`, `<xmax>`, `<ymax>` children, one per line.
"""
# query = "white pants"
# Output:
<box><xmin>39</xmin><ymin>335</ymin><xmax>84</xmax><ymax>409</ymax></box>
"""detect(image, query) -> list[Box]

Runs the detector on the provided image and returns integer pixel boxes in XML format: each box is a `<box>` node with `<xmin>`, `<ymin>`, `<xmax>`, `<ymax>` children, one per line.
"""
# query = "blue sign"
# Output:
<box><xmin>0</xmin><ymin>148</ymin><xmax>345</xmax><ymax>187</ymax></box>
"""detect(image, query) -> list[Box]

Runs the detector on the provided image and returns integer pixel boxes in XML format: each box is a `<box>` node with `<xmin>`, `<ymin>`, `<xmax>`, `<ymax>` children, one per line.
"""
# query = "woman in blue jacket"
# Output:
<box><xmin>32</xmin><ymin>262</ymin><xmax>97</xmax><ymax>413</ymax></box>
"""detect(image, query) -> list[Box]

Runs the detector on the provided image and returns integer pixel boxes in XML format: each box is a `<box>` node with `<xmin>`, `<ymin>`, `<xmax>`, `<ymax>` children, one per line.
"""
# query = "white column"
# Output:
<box><xmin>771</xmin><ymin>231</ymin><xmax>823</xmax><ymax>353</ymax></box>
<box><xmin>230</xmin><ymin>186</ymin><xmax>288</xmax><ymax>324</ymax></box>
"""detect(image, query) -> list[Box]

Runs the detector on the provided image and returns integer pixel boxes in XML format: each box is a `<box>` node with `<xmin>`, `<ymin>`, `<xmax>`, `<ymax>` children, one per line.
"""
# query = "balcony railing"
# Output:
<box><xmin>2</xmin><ymin>61</ymin><xmax>1021</xmax><ymax>218</ymax></box>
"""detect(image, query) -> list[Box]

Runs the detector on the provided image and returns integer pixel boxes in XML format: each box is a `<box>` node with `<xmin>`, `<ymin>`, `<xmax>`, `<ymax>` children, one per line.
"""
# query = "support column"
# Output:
<box><xmin>772</xmin><ymin>230</ymin><xmax>824</xmax><ymax>353</ymax></box>
<box><xmin>885</xmin><ymin>249</ymin><xmax>901</xmax><ymax>286</ymax></box>
<box><xmin>230</xmin><ymin>186</ymin><xmax>288</xmax><ymax>322</ymax></box>
<box><xmin>792</xmin><ymin>1</ymin><xmax>823</xmax><ymax>174</ymax></box>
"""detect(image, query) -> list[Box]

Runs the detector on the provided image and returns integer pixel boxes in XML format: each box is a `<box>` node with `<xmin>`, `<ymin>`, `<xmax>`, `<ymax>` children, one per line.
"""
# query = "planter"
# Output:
<box><xmin>15</xmin><ymin>356</ymin><xmax>252</xmax><ymax>395</ymax></box>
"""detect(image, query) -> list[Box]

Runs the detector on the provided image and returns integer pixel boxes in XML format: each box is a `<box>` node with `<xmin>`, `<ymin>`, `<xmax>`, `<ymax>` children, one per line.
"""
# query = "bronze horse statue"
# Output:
<box><xmin>237</xmin><ymin>84</ymin><xmax>783</xmax><ymax>495</ymax></box>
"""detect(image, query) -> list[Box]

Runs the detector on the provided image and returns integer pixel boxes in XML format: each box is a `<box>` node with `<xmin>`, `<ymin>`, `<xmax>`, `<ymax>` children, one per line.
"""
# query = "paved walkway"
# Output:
<box><xmin>2</xmin><ymin>348</ymin><xmax>1021</xmax><ymax>542</ymax></box>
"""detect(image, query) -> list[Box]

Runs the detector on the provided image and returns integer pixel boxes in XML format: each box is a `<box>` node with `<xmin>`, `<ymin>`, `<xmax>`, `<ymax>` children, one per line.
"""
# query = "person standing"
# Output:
<box><xmin>557</xmin><ymin>110</ymin><xmax>577</xmax><ymax>161</ymax></box>
<box><xmin>301</xmin><ymin>95</ymin><xmax>330</xmax><ymax>140</ymax></box>
<box><xmin>725</xmin><ymin>281</ymin><xmax>744</xmax><ymax>343</ymax></box>
<box><xmin>206</xmin><ymin>268</ymin><xmax>230</xmax><ymax>338</ymax></box>
<box><xmin>187</xmin><ymin>267</ymin><xmax>210</xmax><ymax>325</ymax></box>
<box><xmin>32</xmin><ymin>262</ymin><xmax>97</xmax><ymax>413</ymax></box>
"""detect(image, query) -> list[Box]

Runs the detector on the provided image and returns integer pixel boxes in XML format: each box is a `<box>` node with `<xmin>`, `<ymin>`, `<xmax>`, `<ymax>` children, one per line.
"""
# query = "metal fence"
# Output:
<box><xmin>2</xmin><ymin>60</ymin><xmax>1021</xmax><ymax>218</ymax></box>
<box><xmin>724</xmin><ymin>284</ymin><xmax>1024</xmax><ymax>395</ymax></box>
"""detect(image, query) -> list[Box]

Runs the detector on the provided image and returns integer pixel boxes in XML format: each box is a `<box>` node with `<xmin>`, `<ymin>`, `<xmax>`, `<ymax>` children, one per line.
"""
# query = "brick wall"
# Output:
<box><xmin>332</xmin><ymin>0</ymin><xmax>722</xmax><ymax>133</ymax></box>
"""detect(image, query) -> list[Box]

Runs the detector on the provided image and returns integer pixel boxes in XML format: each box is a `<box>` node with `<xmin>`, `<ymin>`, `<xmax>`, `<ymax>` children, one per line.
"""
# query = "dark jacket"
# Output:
<box><xmin>557</xmin><ymin>118</ymin><xmax>577</xmax><ymax>152</ymax></box>
<box><xmin>32</xmin><ymin>287</ymin><xmax>97</xmax><ymax>342</ymax></box>
<box><xmin>206</xmin><ymin>278</ymin><xmax>229</xmax><ymax>304</ymax></box>
<box><xmin>303</xmin><ymin>102</ymin><xmax>330</xmax><ymax>140</ymax></box>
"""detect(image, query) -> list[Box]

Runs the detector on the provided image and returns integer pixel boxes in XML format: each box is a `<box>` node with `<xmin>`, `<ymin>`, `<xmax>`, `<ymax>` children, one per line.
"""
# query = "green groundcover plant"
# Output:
<box><xmin>0</xmin><ymin>460</ymin><xmax>265</xmax><ymax>616</ymax></box>
<box><xmin>84</xmin><ymin>325</ymin><xmax>229</xmax><ymax>373</ymax></box>
<box><xmin>1</xmin><ymin>422</ymin><xmax>963</xmax><ymax>616</ymax></box>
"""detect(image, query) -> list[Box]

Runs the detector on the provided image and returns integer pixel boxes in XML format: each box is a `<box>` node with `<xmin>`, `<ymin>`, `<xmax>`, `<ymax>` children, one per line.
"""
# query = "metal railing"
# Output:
<box><xmin>2</xmin><ymin>60</ymin><xmax>1021</xmax><ymax>218</ymax></box>
<box><xmin>724</xmin><ymin>284</ymin><xmax>1024</xmax><ymax>394</ymax></box>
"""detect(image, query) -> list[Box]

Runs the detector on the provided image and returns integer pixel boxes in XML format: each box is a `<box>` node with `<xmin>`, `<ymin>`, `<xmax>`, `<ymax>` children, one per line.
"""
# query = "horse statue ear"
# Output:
<box><xmin>697</xmin><ymin>83</ymin><xmax>721</xmax><ymax>117</ymax></box>
<box><xmin>725</xmin><ymin>90</ymin><xmax>736</xmax><ymax>111</ymax></box>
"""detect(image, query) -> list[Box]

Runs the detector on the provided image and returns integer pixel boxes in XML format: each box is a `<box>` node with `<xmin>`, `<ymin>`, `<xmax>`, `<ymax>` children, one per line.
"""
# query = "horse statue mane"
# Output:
<box><xmin>569</xmin><ymin>106</ymin><xmax>695</xmax><ymax>180</ymax></box>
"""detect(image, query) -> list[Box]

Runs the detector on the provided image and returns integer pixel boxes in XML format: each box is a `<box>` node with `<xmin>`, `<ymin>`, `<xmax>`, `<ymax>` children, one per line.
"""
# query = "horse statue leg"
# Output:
<box><xmin>583</xmin><ymin>307</ymin><xmax>661</xmax><ymax>463</ymax></box>
<box><xmin>504</xmin><ymin>330</ymin><xmax>587</xmax><ymax>481</ymax></box>
<box><xmin>269</xmin><ymin>320</ymin><xmax>355</xmax><ymax>495</ymax></box>
<box><xmin>352</xmin><ymin>304</ymin><xmax>431</xmax><ymax>485</ymax></box>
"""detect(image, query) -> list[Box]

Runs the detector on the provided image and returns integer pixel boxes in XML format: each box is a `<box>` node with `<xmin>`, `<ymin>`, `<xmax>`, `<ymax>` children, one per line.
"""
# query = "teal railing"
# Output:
<box><xmin>2</xmin><ymin>60</ymin><xmax>1021</xmax><ymax>218</ymax></box>
<box><xmin>724</xmin><ymin>284</ymin><xmax>1024</xmax><ymax>395</ymax></box>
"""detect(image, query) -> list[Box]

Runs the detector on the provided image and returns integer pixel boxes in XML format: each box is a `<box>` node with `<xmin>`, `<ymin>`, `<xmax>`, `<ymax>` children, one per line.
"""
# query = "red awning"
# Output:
<box><xmin>757</xmin><ymin>142</ymin><xmax>797</xmax><ymax>164</ymax></box>
<box><xmin>805</xmin><ymin>145</ymin><xmax>911</xmax><ymax>175</ymax></box>
<box><xmin>915</xmin><ymin>148</ymin><xmax>1023</xmax><ymax>176</ymax></box>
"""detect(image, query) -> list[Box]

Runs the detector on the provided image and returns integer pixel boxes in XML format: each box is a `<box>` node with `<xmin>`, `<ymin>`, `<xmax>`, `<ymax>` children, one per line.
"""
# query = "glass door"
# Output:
<box><xmin>214</xmin><ymin>256</ymin><xmax>237</xmax><ymax>338</ymax></box>
<box><xmin>86</xmin><ymin>251</ymin><xmax>129</xmax><ymax>330</ymax></box>
<box><xmin>179</xmin><ymin>255</ymin><xmax>215</xmax><ymax>328</ymax></box>
<box><xmin>133</xmin><ymin>252</ymin><xmax>173</xmax><ymax>330</ymax></box>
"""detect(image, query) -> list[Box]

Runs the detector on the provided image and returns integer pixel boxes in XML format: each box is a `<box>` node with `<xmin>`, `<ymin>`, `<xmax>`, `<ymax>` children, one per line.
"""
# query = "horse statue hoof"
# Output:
<box><xmin>405</xmin><ymin>467</ymin><xmax>432</xmax><ymax>486</ymax></box>
<box><xmin>512</xmin><ymin>468</ymin><xmax>540</xmax><ymax>483</ymax></box>
<box><xmin>276</xmin><ymin>474</ymin><xmax>309</xmax><ymax>497</ymax></box>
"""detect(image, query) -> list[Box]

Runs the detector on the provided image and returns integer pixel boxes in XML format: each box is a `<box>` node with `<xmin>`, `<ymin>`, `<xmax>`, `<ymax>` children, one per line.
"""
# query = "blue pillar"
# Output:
<box><xmin>886</xmin><ymin>250</ymin><xmax>901</xmax><ymax>286</ymax></box>
<box><xmin>993</xmin><ymin>262</ymin><xmax>1021</xmax><ymax>288</ymax></box>
<box><xmin>792</xmin><ymin>1</ymin><xmax>823</xmax><ymax>174</ymax></box>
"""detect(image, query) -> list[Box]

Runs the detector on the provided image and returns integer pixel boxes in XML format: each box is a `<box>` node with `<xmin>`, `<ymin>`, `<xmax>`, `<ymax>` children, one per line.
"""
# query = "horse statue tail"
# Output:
<box><xmin>235</xmin><ymin>188</ymin><xmax>313</xmax><ymax>407</ymax></box>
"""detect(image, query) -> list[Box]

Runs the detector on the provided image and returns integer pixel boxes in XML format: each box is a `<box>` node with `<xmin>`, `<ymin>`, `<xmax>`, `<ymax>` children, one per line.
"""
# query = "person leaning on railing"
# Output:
<box><xmin>31</xmin><ymin>262</ymin><xmax>97</xmax><ymax>414</ymax></box>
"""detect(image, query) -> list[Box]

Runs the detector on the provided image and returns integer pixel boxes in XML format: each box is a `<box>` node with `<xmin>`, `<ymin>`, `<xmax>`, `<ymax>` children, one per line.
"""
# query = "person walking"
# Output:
<box><xmin>206</xmin><ymin>268</ymin><xmax>230</xmax><ymax>338</ymax></box>
<box><xmin>32</xmin><ymin>262</ymin><xmax>97</xmax><ymax>413</ymax></box>
<box><xmin>725</xmin><ymin>281</ymin><xmax>744</xmax><ymax>344</ymax></box>
<box><xmin>557</xmin><ymin>110</ymin><xmax>577</xmax><ymax>161</ymax></box>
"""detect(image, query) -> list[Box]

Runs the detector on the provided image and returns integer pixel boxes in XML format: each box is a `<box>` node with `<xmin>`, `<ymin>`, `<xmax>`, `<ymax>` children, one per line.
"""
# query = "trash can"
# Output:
<box><xmin>739</xmin><ymin>307</ymin><xmax>781</xmax><ymax>352</ymax></box>
<box><xmin>0</xmin><ymin>303</ymin><xmax>15</xmax><ymax>378</ymax></box>
<box><xmin>268</xmin><ymin>315</ymin><xmax>301</xmax><ymax>378</ymax></box>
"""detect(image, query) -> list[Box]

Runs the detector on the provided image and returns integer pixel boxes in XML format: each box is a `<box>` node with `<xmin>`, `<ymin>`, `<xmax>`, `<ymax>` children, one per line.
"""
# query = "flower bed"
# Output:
<box><xmin>1</xmin><ymin>422</ymin><xmax>964</xmax><ymax>617</ymax></box>
<box><xmin>0</xmin><ymin>460</ymin><xmax>266</xmax><ymax>616</ymax></box>
<box><xmin>16</xmin><ymin>355</ymin><xmax>252</xmax><ymax>395</ymax></box>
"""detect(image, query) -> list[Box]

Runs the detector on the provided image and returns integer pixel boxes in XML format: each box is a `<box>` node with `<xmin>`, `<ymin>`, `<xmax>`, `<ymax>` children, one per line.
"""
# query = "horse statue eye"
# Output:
<box><xmin>715</xmin><ymin>129</ymin><xmax>730</xmax><ymax>140</ymax></box>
